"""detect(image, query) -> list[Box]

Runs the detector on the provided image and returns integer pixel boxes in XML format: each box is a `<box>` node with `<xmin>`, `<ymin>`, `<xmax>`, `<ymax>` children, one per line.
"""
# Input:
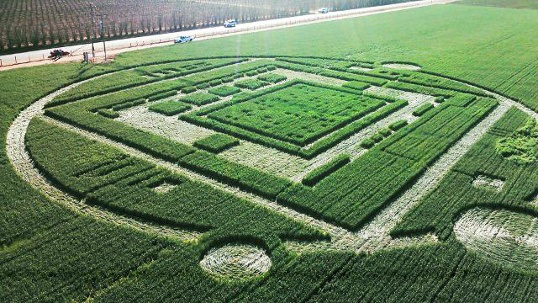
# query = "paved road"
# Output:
<box><xmin>0</xmin><ymin>0</ymin><xmax>455</xmax><ymax>70</ymax></box>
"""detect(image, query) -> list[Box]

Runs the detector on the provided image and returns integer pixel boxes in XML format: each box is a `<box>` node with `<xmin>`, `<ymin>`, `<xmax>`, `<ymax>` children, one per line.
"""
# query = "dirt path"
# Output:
<box><xmin>0</xmin><ymin>0</ymin><xmax>456</xmax><ymax>71</ymax></box>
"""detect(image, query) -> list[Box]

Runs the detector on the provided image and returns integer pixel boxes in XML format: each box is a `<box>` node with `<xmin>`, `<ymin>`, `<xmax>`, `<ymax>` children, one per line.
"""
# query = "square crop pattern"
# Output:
<box><xmin>207</xmin><ymin>83</ymin><xmax>384</xmax><ymax>146</ymax></box>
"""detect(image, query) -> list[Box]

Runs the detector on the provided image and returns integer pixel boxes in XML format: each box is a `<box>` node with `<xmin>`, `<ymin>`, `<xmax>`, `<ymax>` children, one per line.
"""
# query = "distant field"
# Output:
<box><xmin>458</xmin><ymin>0</ymin><xmax>538</xmax><ymax>9</ymax></box>
<box><xmin>0</xmin><ymin>0</ymin><xmax>412</xmax><ymax>53</ymax></box>
<box><xmin>1</xmin><ymin>3</ymin><xmax>538</xmax><ymax>302</ymax></box>
<box><xmin>122</xmin><ymin>3</ymin><xmax>538</xmax><ymax>111</ymax></box>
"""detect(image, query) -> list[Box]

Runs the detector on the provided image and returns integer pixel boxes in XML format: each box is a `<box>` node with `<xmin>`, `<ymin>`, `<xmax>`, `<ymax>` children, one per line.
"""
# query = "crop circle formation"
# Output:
<box><xmin>200</xmin><ymin>244</ymin><xmax>272</xmax><ymax>280</ymax></box>
<box><xmin>454</xmin><ymin>207</ymin><xmax>538</xmax><ymax>270</ymax></box>
<box><xmin>7</xmin><ymin>55</ymin><xmax>538</xmax><ymax>280</ymax></box>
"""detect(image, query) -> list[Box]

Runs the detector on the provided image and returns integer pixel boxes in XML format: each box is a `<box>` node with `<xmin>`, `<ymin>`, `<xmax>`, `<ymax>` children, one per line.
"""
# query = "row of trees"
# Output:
<box><xmin>0</xmin><ymin>0</ymin><xmax>414</xmax><ymax>52</ymax></box>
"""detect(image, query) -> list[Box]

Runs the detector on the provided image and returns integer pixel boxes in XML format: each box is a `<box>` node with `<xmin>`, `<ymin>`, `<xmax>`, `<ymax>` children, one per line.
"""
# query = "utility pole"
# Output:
<box><xmin>90</xmin><ymin>3</ymin><xmax>96</xmax><ymax>58</ymax></box>
<box><xmin>99</xmin><ymin>14</ymin><xmax>107</xmax><ymax>61</ymax></box>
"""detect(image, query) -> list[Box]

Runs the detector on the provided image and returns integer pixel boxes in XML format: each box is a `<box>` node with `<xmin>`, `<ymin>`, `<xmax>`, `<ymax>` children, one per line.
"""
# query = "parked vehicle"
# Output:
<box><xmin>318</xmin><ymin>7</ymin><xmax>329</xmax><ymax>14</ymax></box>
<box><xmin>48</xmin><ymin>49</ymin><xmax>70</xmax><ymax>60</ymax></box>
<box><xmin>174</xmin><ymin>36</ymin><xmax>194</xmax><ymax>44</ymax></box>
<box><xmin>224</xmin><ymin>19</ymin><xmax>237</xmax><ymax>28</ymax></box>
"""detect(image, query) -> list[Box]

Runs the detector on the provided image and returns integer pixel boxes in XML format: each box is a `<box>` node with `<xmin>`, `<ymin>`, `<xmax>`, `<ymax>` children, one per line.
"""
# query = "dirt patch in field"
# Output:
<box><xmin>472</xmin><ymin>175</ymin><xmax>505</xmax><ymax>192</ymax></box>
<box><xmin>200</xmin><ymin>244</ymin><xmax>271</xmax><ymax>280</ymax></box>
<box><xmin>152</xmin><ymin>182</ymin><xmax>177</xmax><ymax>194</ymax></box>
<box><xmin>382</xmin><ymin>63</ymin><xmax>421</xmax><ymax>71</ymax></box>
<box><xmin>117</xmin><ymin>105</ymin><xmax>216</xmax><ymax>144</ymax></box>
<box><xmin>454</xmin><ymin>207</ymin><xmax>538</xmax><ymax>270</ymax></box>
<box><xmin>274</xmin><ymin>68</ymin><xmax>346</xmax><ymax>86</ymax></box>
<box><xmin>350</xmin><ymin>66</ymin><xmax>373</xmax><ymax>72</ymax></box>
<box><xmin>220</xmin><ymin>141</ymin><xmax>309</xmax><ymax>178</ymax></box>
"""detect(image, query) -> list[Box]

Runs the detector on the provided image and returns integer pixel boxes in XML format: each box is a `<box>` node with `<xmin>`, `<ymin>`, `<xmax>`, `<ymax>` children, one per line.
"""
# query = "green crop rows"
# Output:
<box><xmin>208</xmin><ymin>85</ymin><xmax>241</xmax><ymax>97</ymax></box>
<box><xmin>278</xmin><ymin>95</ymin><xmax>497</xmax><ymax>229</ymax></box>
<box><xmin>392</xmin><ymin>108</ymin><xmax>538</xmax><ymax>241</ymax></box>
<box><xmin>149</xmin><ymin>101</ymin><xmax>192</xmax><ymax>116</ymax></box>
<box><xmin>235</xmin><ymin>78</ymin><xmax>270</xmax><ymax>90</ymax></box>
<box><xmin>26</xmin><ymin>118</ymin><xmax>322</xmax><ymax>239</ymax></box>
<box><xmin>302</xmin><ymin>154</ymin><xmax>350</xmax><ymax>186</ymax></box>
<box><xmin>30</xmin><ymin>53</ymin><xmax>522</xmax><ymax>300</ymax></box>
<box><xmin>180</xmin><ymin>92</ymin><xmax>220</xmax><ymax>105</ymax></box>
<box><xmin>208</xmin><ymin>82</ymin><xmax>383</xmax><ymax>146</ymax></box>
<box><xmin>193</xmin><ymin>133</ymin><xmax>240</xmax><ymax>153</ymax></box>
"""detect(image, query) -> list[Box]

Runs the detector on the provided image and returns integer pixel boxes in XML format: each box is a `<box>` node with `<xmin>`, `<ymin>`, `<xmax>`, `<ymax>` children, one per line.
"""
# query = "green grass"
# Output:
<box><xmin>342</xmin><ymin>81</ymin><xmax>371</xmax><ymax>91</ymax></box>
<box><xmin>412</xmin><ymin>103</ymin><xmax>434</xmax><ymax>116</ymax></box>
<box><xmin>361</xmin><ymin>127</ymin><xmax>394</xmax><ymax>149</ymax></box>
<box><xmin>98</xmin><ymin>108</ymin><xmax>120</xmax><ymax>118</ymax></box>
<box><xmin>458</xmin><ymin>0</ymin><xmax>538</xmax><ymax>10</ymax></box>
<box><xmin>389</xmin><ymin>119</ymin><xmax>408</xmax><ymax>131</ymax></box>
<box><xmin>302</xmin><ymin>154</ymin><xmax>350</xmax><ymax>186</ymax></box>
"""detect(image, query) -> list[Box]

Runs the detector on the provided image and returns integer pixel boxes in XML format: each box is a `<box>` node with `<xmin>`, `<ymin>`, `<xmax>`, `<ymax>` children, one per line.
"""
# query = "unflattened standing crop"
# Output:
<box><xmin>496</xmin><ymin>118</ymin><xmax>538</xmax><ymax>164</ymax></box>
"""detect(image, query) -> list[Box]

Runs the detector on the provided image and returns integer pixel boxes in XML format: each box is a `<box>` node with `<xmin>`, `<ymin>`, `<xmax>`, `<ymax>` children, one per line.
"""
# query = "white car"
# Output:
<box><xmin>318</xmin><ymin>8</ymin><xmax>329</xmax><ymax>14</ymax></box>
<box><xmin>174</xmin><ymin>36</ymin><xmax>194</xmax><ymax>44</ymax></box>
<box><xmin>224</xmin><ymin>19</ymin><xmax>237</xmax><ymax>28</ymax></box>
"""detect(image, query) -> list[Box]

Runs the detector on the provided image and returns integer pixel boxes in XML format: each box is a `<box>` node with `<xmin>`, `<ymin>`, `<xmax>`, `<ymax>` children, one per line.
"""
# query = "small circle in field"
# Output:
<box><xmin>382</xmin><ymin>63</ymin><xmax>421</xmax><ymax>71</ymax></box>
<box><xmin>200</xmin><ymin>244</ymin><xmax>271</xmax><ymax>280</ymax></box>
<box><xmin>454</xmin><ymin>207</ymin><xmax>538</xmax><ymax>271</ymax></box>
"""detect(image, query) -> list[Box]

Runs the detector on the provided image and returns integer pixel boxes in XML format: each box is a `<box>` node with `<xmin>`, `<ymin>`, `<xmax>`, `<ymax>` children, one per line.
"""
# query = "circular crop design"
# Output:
<box><xmin>6</xmin><ymin>55</ymin><xmax>538</xmax><ymax>280</ymax></box>
<box><xmin>200</xmin><ymin>244</ymin><xmax>272</xmax><ymax>280</ymax></box>
<box><xmin>454</xmin><ymin>207</ymin><xmax>538</xmax><ymax>270</ymax></box>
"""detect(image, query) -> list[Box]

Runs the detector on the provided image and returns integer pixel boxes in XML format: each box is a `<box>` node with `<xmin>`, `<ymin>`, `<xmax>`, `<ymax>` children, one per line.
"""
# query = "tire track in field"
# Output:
<box><xmin>494</xmin><ymin>56</ymin><xmax>538</xmax><ymax>94</ymax></box>
<box><xmin>6</xmin><ymin>77</ymin><xmax>201</xmax><ymax>242</ymax></box>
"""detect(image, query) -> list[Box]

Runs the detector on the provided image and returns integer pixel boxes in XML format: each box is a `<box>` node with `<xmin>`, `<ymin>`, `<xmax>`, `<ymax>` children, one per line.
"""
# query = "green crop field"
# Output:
<box><xmin>1</xmin><ymin>2</ymin><xmax>538</xmax><ymax>302</ymax></box>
